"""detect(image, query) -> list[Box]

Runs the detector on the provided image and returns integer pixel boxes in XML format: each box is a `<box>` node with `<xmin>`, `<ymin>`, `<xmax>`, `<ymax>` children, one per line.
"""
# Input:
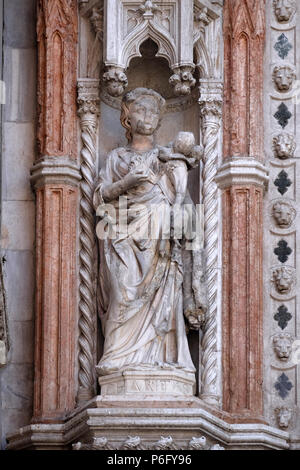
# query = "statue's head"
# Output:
<box><xmin>273</xmin><ymin>0</ymin><xmax>296</xmax><ymax>22</ymax></box>
<box><xmin>121</xmin><ymin>88</ymin><xmax>165</xmax><ymax>142</ymax></box>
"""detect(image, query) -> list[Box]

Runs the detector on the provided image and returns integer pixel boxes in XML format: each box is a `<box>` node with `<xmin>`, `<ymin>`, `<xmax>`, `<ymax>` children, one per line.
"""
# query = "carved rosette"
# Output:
<box><xmin>199</xmin><ymin>81</ymin><xmax>223</xmax><ymax>405</ymax></box>
<box><xmin>77</xmin><ymin>79</ymin><xmax>100</xmax><ymax>403</ymax></box>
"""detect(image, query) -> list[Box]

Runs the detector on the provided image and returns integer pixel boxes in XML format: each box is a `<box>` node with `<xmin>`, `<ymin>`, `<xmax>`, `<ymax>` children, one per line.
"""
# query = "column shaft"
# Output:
<box><xmin>32</xmin><ymin>0</ymin><xmax>79</xmax><ymax>422</ymax></box>
<box><xmin>221</xmin><ymin>0</ymin><xmax>266</xmax><ymax>418</ymax></box>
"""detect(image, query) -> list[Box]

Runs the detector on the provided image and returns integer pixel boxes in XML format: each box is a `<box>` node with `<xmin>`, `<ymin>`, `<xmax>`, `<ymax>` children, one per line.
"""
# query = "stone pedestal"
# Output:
<box><xmin>98</xmin><ymin>369</ymin><xmax>196</xmax><ymax>397</ymax></box>
<box><xmin>6</xmin><ymin>396</ymin><xmax>290</xmax><ymax>450</ymax></box>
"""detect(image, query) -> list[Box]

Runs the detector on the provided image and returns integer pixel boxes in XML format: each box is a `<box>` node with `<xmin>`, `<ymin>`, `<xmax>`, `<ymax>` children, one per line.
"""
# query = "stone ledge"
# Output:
<box><xmin>6</xmin><ymin>398</ymin><xmax>289</xmax><ymax>450</ymax></box>
<box><xmin>30</xmin><ymin>156</ymin><xmax>82</xmax><ymax>189</ymax></box>
<box><xmin>215</xmin><ymin>156</ymin><xmax>269</xmax><ymax>190</ymax></box>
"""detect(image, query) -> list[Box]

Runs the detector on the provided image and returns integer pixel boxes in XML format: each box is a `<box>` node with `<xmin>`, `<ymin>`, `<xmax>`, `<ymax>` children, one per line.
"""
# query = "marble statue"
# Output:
<box><xmin>93</xmin><ymin>88</ymin><xmax>206</xmax><ymax>381</ymax></box>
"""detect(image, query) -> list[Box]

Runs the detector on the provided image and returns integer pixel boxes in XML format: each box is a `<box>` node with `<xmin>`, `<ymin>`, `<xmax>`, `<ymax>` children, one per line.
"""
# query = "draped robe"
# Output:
<box><xmin>93</xmin><ymin>146</ymin><xmax>196</xmax><ymax>375</ymax></box>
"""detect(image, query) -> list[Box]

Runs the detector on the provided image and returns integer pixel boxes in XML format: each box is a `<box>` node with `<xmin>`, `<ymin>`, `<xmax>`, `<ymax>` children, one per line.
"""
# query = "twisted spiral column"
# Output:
<box><xmin>77</xmin><ymin>79</ymin><xmax>100</xmax><ymax>404</ymax></box>
<box><xmin>199</xmin><ymin>82</ymin><xmax>222</xmax><ymax>406</ymax></box>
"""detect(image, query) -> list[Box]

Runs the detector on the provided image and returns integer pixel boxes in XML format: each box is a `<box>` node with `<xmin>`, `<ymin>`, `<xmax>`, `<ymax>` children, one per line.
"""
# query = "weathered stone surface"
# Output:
<box><xmin>1</xmin><ymin>201</ymin><xmax>35</xmax><ymax>251</ymax></box>
<box><xmin>5</xmin><ymin>399</ymin><xmax>290</xmax><ymax>450</ymax></box>
<box><xmin>1</xmin><ymin>364</ymin><xmax>33</xmax><ymax>409</ymax></box>
<box><xmin>221</xmin><ymin>0</ymin><xmax>266</xmax><ymax>419</ymax></box>
<box><xmin>1</xmin><ymin>408</ymin><xmax>33</xmax><ymax>438</ymax></box>
<box><xmin>3</xmin><ymin>0</ymin><xmax>36</xmax><ymax>48</ymax></box>
<box><xmin>37</xmin><ymin>0</ymin><xmax>78</xmax><ymax>158</ymax></box>
<box><xmin>2</xmin><ymin>123</ymin><xmax>35</xmax><ymax>200</ymax></box>
<box><xmin>0</xmin><ymin>0</ymin><xmax>37</xmax><ymax>448</ymax></box>
<box><xmin>3</xmin><ymin>48</ymin><xmax>36</xmax><ymax>122</ymax></box>
<box><xmin>31</xmin><ymin>0</ymin><xmax>79</xmax><ymax>424</ymax></box>
<box><xmin>223</xmin><ymin>0</ymin><xmax>265</xmax><ymax>161</ymax></box>
<box><xmin>99</xmin><ymin>369</ymin><xmax>196</xmax><ymax>397</ymax></box>
<box><xmin>9</xmin><ymin>321</ymin><xmax>34</xmax><ymax>365</ymax></box>
<box><xmin>33</xmin><ymin>184</ymin><xmax>78</xmax><ymax>422</ymax></box>
<box><xmin>264</xmin><ymin>0</ymin><xmax>300</xmax><ymax>440</ymax></box>
<box><xmin>2</xmin><ymin>250</ymin><xmax>34</xmax><ymax>322</ymax></box>
<box><xmin>0</xmin><ymin>341</ymin><xmax>6</xmax><ymax>366</ymax></box>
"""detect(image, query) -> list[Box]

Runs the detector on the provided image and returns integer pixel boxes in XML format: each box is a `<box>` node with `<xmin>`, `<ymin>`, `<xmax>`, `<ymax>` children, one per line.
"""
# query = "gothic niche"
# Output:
<box><xmin>273</xmin><ymin>332</ymin><xmax>294</xmax><ymax>361</ymax></box>
<box><xmin>273</xmin><ymin>133</ymin><xmax>296</xmax><ymax>159</ymax></box>
<box><xmin>126</xmin><ymin>39</ymin><xmax>174</xmax><ymax>100</ymax></box>
<box><xmin>272</xmin><ymin>200</ymin><xmax>296</xmax><ymax>228</ymax></box>
<box><xmin>272</xmin><ymin>65</ymin><xmax>296</xmax><ymax>92</ymax></box>
<box><xmin>275</xmin><ymin>406</ymin><xmax>293</xmax><ymax>429</ymax></box>
<box><xmin>271</xmin><ymin>266</ymin><xmax>296</xmax><ymax>295</ymax></box>
<box><xmin>273</xmin><ymin>0</ymin><xmax>297</xmax><ymax>23</ymax></box>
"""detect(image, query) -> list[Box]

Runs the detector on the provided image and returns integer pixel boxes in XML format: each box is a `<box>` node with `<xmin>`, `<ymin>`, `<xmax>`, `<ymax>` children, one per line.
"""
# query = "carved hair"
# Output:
<box><xmin>120</xmin><ymin>88</ymin><xmax>166</xmax><ymax>142</ymax></box>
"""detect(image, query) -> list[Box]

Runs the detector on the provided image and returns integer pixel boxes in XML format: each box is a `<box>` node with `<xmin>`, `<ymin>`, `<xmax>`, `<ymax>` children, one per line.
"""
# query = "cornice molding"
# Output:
<box><xmin>30</xmin><ymin>156</ymin><xmax>82</xmax><ymax>189</ymax></box>
<box><xmin>215</xmin><ymin>156</ymin><xmax>269</xmax><ymax>190</ymax></box>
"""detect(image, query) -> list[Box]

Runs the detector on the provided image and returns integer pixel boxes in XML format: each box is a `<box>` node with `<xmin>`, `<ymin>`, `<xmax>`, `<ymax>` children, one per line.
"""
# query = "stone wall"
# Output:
<box><xmin>263</xmin><ymin>0</ymin><xmax>300</xmax><ymax>445</ymax></box>
<box><xmin>0</xmin><ymin>0</ymin><xmax>36</xmax><ymax>449</ymax></box>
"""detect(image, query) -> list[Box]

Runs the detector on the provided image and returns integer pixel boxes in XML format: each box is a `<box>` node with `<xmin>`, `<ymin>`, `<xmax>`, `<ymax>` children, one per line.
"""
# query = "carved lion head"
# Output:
<box><xmin>273</xmin><ymin>133</ymin><xmax>296</xmax><ymax>159</ymax></box>
<box><xmin>273</xmin><ymin>0</ymin><xmax>296</xmax><ymax>23</ymax></box>
<box><xmin>272</xmin><ymin>200</ymin><xmax>296</xmax><ymax>228</ymax></box>
<box><xmin>272</xmin><ymin>266</ymin><xmax>295</xmax><ymax>294</ymax></box>
<box><xmin>273</xmin><ymin>332</ymin><xmax>294</xmax><ymax>360</ymax></box>
<box><xmin>272</xmin><ymin>65</ymin><xmax>296</xmax><ymax>92</ymax></box>
<box><xmin>275</xmin><ymin>406</ymin><xmax>293</xmax><ymax>428</ymax></box>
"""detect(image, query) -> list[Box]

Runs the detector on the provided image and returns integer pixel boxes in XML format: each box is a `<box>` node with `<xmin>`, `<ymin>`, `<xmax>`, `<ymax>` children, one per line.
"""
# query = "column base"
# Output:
<box><xmin>98</xmin><ymin>367</ymin><xmax>196</xmax><ymax>397</ymax></box>
<box><xmin>6</xmin><ymin>396</ymin><xmax>290</xmax><ymax>450</ymax></box>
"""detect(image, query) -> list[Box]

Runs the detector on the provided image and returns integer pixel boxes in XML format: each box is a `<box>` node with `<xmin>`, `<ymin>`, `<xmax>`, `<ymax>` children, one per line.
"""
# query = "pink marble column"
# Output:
<box><xmin>32</xmin><ymin>0</ymin><xmax>80</xmax><ymax>422</ymax></box>
<box><xmin>220</xmin><ymin>0</ymin><xmax>266</xmax><ymax>420</ymax></box>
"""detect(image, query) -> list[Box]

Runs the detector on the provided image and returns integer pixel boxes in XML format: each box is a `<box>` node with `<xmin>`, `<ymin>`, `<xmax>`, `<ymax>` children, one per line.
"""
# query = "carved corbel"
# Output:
<box><xmin>169</xmin><ymin>65</ymin><xmax>196</xmax><ymax>96</ymax></box>
<box><xmin>102</xmin><ymin>66</ymin><xmax>128</xmax><ymax>97</ymax></box>
<box><xmin>77</xmin><ymin>79</ymin><xmax>100</xmax><ymax>404</ymax></box>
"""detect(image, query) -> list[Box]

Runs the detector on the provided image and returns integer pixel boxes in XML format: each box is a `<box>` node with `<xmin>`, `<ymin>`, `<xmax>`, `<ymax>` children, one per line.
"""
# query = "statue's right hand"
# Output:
<box><xmin>123</xmin><ymin>168</ymin><xmax>151</xmax><ymax>189</ymax></box>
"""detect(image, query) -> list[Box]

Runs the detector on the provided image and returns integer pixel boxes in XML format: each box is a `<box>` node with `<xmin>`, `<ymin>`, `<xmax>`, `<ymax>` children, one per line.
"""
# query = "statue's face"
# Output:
<box><xmin>128</xmin><ymin>96</ymin><xmax>160</xmax><ymax>137</ymax></box>
<box><xmin>274</xmin><ymin>0</ymin><xmax>296</xmax><ymax>22</ymax></box>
